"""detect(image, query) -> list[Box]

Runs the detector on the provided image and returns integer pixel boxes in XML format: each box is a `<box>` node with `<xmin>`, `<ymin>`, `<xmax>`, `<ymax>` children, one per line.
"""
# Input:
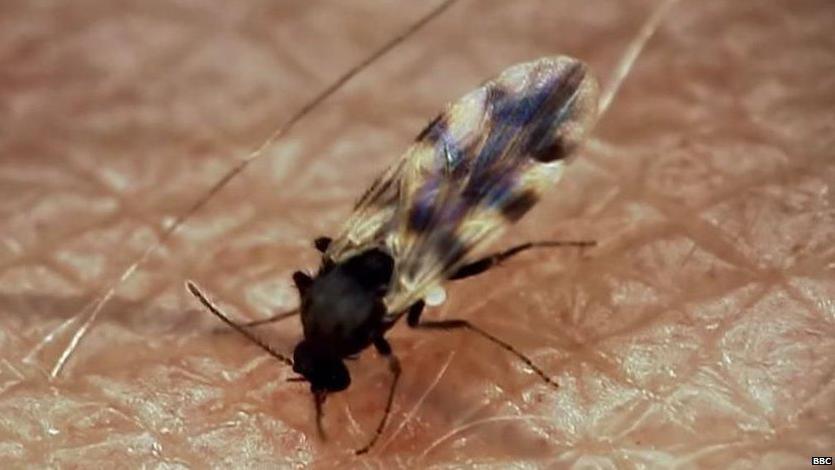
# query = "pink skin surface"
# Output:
<box><xmin>1</xmin><ymin>0</ymin><xmax>834</xmax><ymax>467</ymax></box>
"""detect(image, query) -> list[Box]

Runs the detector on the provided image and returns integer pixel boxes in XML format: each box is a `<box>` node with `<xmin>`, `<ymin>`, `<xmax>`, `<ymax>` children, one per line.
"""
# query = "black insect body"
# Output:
<box><xmin>292</xmin><ymin>246</ymin><xmax>394</xmax><ymax>395</ymax></box>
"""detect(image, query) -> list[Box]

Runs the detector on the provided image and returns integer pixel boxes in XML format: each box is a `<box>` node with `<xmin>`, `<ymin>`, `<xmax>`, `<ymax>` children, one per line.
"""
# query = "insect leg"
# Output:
<box><xmin>236</xmin><ymin>307</ymin><xmax>299</xmax><ymax>328</ymax></box>
<box><xmin>355</xmin><ymin>336</ymin><xmax>402</xmax><ymax>455</ymax></box>
<box><xmin>313</xmin><ymin>389</ymin><xmax>327</xmax><ymax>440</ymax></box>
<box><xmin>406</xmin><ymin>300</ymin><xmax>559</xmax><ymax>390</ymax></box>
<box><xmin>185</xmin><ymin>281</ymin><xmax>293</xmax><ymax>367</ymax></box>
<box><xmin>449</xmin><ymin>240</ymin><xmax>595</xmax><ymax>280</ymax></box>
<box><xmin>217</xmin><ymin>270</ymin><xmax>306</xmax><ymax>328</ymax></box>
<box><xmin>314</xmin><ymin>236</ymin><xmax>332</xmax><ymax>253</ymax></box>
<box><xmin>217</xmin><ymin>270</ymin><xmax>309</xmax><ymax>329</ymax></box>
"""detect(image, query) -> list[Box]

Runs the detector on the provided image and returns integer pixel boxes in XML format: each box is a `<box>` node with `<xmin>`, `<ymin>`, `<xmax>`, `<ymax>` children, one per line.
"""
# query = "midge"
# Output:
<box><xmin>188</xmin><ymin>55</ymin><xmax>599</xmax><ymax>454</ymax></box>
<box><xmin>29</xmin><ymin>0</ymin><xmax>673</xmax><ymax>455</ymax></box>
<box><xmin>183</xmin><ymin>0</ymin><xmax>673</xmax><ymax>455</ymax></box>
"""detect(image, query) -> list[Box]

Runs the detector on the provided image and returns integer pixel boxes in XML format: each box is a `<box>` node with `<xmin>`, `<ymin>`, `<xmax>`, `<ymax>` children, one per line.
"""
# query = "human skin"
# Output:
<box><xmin>1</xmin><ymin>0</ymin><xmax>834</xmax><ymax>468</ymax></box>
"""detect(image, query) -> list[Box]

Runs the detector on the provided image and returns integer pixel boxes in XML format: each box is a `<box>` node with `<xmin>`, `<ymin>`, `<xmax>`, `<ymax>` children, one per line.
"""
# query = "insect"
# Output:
<box><xmin>188</xmin><ymin>54</ymin><xmax>599</xmax><ymax>454</ymax></box>
<box><xmin>40</xmin><ymin>0</ymin><xmax>675</xmax><ymax>457</ymax></box>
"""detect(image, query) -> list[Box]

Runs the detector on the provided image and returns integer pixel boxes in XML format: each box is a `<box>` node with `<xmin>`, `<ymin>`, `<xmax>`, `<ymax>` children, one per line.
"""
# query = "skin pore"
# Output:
<box><xmin>1</xmin><ymin>0</ymin><xmax>833</xmax><ymax>467</ymax></box>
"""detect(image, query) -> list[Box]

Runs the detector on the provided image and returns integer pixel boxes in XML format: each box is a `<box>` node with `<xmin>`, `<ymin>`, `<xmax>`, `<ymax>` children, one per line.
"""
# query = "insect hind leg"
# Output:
<box><xmin>405</xmin><ymin>301</ymin><xmax>559</xmax><ymax>390</ymax></box>
<box><xmin>449</xmin><ymin>240</ymin><xmax>595</xmax><ymax>280</ymax></box>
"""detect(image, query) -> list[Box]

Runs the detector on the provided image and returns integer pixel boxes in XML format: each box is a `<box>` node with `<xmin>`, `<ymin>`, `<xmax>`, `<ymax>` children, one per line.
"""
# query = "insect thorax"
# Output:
<box><xmin>300</xmin><ymin>249</ymin><xmax>394</xmax><ymax>357</ymax></box>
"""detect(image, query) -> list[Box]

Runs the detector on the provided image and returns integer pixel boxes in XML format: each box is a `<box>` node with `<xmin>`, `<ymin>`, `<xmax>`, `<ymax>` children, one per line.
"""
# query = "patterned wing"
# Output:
<box><xmin>325</xmin><ymin>155</ymin><xmax>407</xmax><ymax>264</ymax></box>
<box><xmin>382</xmin><ymin>56</ymin><xmax>600</xmax><ymax>315</ymax></box>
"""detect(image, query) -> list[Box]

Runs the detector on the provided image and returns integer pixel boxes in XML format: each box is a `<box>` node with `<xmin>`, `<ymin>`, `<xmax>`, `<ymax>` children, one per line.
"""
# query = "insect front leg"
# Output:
<box><xmin>186</xmin><ymin>281</ymin><xmax>294</xmax><ymax>366</ymax></box>
<box><xmin>236</xmin><ymin>308</ymin><xmax>299</xmax><ymax>328</ymax></box>
<box><xmin>406</xmin><ymin>300</ymin><xmax>559</xmax><ymax>389</ymax></box>
<box><xmin>449</xmin><ymin>240</ymin><xmax>596</xmax><ymax>280</ymax></box>
<box><xmin>314</xmin><ymin>236</ymin><xmax>332</xmax><ymax>253</ymax></box>
<box><xmin>223</xmin><ymin>270</ymin><xmax>313</xmax><ymax>328</ymax></box>
<box><xmin>354</xmin><ymin>335</ymin><xmax>402</xmax><ymax>455</ymax></box>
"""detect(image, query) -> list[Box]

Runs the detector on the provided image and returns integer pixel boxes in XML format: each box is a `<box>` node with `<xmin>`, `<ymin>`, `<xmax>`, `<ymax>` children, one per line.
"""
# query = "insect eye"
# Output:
<box><xmin>292</xmin><ymin>340</ymin><xmax>351</xmax><ymax>393</ymax></box>
<box><xmin>321</xmin><ymin>360</ymin><xmax>350</xmax><ymax>392</ymax></box>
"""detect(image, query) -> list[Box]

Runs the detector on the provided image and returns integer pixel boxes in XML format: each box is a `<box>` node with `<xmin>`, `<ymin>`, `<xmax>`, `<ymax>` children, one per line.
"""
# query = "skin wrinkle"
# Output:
<box><xmin>0</xmin><ymin>0</ymin><xmax>833</xmax><ymax>467</ymax></box>
<box><xmin>377</xmin><ymin>351</ymin><xmax>455</xmax><ymax>453</ymax></box>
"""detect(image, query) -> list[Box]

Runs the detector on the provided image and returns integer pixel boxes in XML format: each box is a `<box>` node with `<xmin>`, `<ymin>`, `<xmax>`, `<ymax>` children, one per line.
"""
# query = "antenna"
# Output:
<box><xmin>185</xmin><ymin>281</ymin><xmax>293</xmax><ymax>367</ymax></box>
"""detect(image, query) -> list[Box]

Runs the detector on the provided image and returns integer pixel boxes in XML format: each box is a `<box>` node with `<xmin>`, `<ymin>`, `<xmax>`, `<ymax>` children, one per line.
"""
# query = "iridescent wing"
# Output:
<box><xmin>324</xmin><ymin>156</ymin><xmax>406</xmax><ymax>264</ymax></box>
<box><xmin>328</xmin><ymin>56</ymin><xmax>599</xmax><ymax>316</ymax></box>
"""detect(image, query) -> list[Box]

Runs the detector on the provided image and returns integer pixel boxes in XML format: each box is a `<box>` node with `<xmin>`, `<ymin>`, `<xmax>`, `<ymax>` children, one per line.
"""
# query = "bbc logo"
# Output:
<box><xmin>812</xmin><ymin>457</ymin><xmax>833</xmax><ymax>465</ymax></box>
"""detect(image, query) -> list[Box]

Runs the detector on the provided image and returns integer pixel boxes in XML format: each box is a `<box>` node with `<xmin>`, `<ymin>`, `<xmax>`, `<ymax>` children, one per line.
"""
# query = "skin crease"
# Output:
<box><xmin>0</xmin><ymin>0</ymin><xmax>834</xmax><ymax>467</ymax></box>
